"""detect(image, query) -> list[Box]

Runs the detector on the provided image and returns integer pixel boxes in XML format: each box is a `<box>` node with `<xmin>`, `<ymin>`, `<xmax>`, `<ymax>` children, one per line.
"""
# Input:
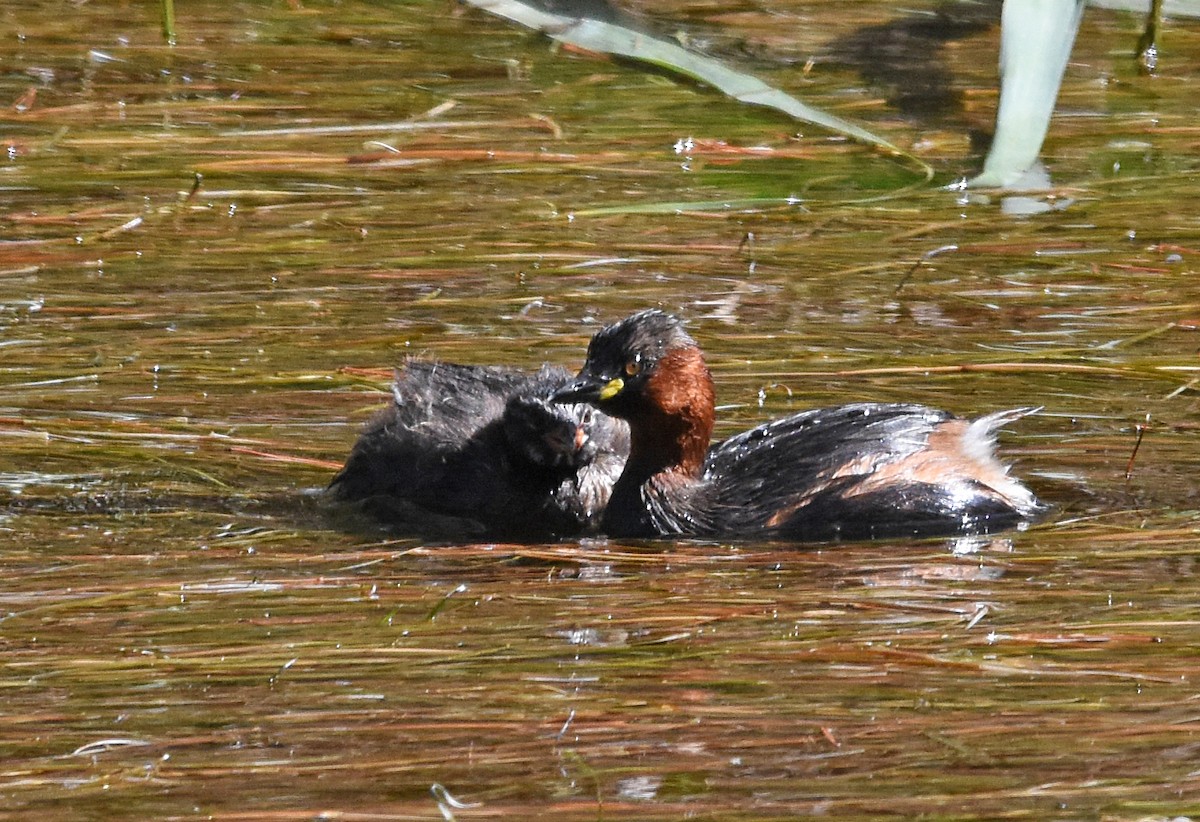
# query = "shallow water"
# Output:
<box><xmin>2</xmin><ymin>0</ymin><xmax>1199</xmax><ymax>817</ymax></box>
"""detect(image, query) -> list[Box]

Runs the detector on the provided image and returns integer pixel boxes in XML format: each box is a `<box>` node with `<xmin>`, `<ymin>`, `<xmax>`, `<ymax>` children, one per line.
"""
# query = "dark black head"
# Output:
<box><xmin>502</xmin><ymin>394</ymin><xmax>594</xmax><ymax>470</ymax></box>
<box><xmin>550</xmin><ymin>310</ymin><xmax>699</xmax><ymax>417</ymax></box>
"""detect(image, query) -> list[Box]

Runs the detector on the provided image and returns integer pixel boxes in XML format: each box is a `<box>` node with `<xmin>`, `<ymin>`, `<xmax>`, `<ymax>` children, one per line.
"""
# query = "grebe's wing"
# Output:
<box><xmin>706</xmin><ymin>403</ymin><xmax>1040</xmax><ymax>540</ymax></box>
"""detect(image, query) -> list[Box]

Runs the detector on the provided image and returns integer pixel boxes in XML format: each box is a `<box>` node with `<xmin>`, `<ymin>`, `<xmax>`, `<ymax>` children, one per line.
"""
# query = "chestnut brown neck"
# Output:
<box><xmin>621</xmin><ymin>345</ymin><xmax>715</xmax><ymax>481</ymax></box>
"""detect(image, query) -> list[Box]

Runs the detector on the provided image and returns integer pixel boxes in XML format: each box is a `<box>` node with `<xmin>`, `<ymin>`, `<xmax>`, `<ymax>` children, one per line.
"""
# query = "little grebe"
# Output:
<box><xmin>328</xmin><ymin>360</ymin><xmax>628</xmax><ymax>540</ymax></box>
<box><xmin>552</xmin><ymin>310</ymin><xmax>1043</xmax><ymax>541</ymax></box>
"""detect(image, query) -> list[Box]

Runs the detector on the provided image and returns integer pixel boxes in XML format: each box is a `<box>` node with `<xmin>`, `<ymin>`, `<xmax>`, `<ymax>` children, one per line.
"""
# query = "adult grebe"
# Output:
<box><xmin>552</xmin><ymin>310</ymin><xmax>1042</xmax><ymax>541</ymax></box>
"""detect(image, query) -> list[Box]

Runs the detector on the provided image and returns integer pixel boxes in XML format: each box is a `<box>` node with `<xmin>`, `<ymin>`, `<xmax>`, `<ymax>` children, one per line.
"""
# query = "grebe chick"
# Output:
<box><xmin>551</xmin><ymin>310</ymin><xmax>1043</xmax><ymax>541</ymax></box>
<box><xmin>328</xmin><ymin>360</ymin><xmax>628</xmax><ymax>540</ymax></box>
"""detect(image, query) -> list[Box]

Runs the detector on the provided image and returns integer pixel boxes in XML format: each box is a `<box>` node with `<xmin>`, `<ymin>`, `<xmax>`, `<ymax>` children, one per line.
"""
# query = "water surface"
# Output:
<box><xmin>2</xmin><ymin>0</ymin><xmax>1199</xmax><ymax>817</ymax></box>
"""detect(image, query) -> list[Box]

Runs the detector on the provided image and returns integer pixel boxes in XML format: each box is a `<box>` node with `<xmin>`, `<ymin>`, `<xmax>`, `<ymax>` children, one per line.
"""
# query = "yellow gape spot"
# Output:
<box><xmin>599</xmin><ymin>377</ymin><xmax>624</xmax><ymax>401</ymax></box>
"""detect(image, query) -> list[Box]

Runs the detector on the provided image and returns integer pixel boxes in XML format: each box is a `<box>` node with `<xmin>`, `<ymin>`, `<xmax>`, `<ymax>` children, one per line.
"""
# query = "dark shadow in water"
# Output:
<box><xmin>531</xmin><ymin>0</ymin><xmax>628</xmax><ymax>23</ymax></box>
<box><xmin>827</xmin><ymin>1</ymin><xmax>1000</xmax><ymax>121</ymax></box>
<box><xmin>520</xmin><ymin>0</ymin><xmax>1000</xmax><ymax>130</ymax></box>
